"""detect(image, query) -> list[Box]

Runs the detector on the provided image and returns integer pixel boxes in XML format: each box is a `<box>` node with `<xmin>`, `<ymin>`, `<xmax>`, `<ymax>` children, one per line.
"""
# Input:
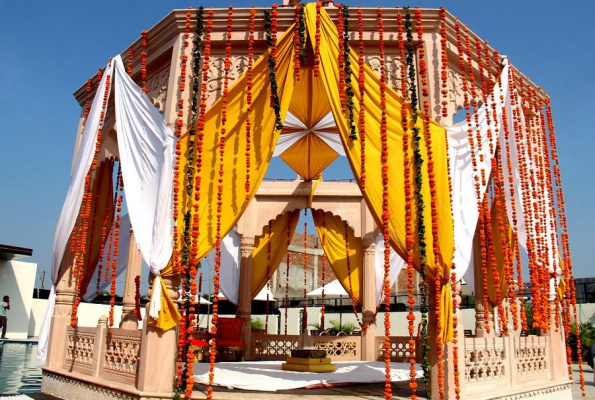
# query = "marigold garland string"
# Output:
<box><xmin>320</xmin><ymin>218</ymin><xmax>327</xmax><ymax>330</ymax></box>
<box><xmin>245</xmin><ymin>7</ymin><xmax>255</xmax><ymax>199</ymax></box>
<box><xmin>313</xmin><ymin>1</ymin><xmax>321</xmax><ymax>77</ymax></box>
<box><xmin>108</xmin><ymin>169</ymin><xmax>124</xmax><ymax>333</ymax></box>
<box><xmin>264</xmin><ymin>6</ymin><xmax>283</xmax><ymax>131</ymax></box>
<box><xmin>415</xmin><ymin>7</ymin><xmax>445</xmax><ymax>398</ymax></box>
<box><xmin>285</xmin><ymin>216</ymin><xmax>291</xmax><ymax>335</ymax></box>
<box><xmin>302</xmin><ymin>210</ymin><xmax>309</xmax><ymax>332</ymax></box>
<box><xmin>134</xmin><ymin>275</ymin><xmax>142</xmax><ymax>320</ymax></box>
<box><xmin>339</xmin><ymin>5</ymin><xmax>356</xmax><ymax>140</ymax></box>
<box><xmin>357</xmin><ymin>8</ymin><xmax>366</xmax><ymax>192</ymax></box>
<box><xmin>377</xmin><ymin>8</ymin><xmax>393</xmax><ymax>399</ymax></box>
<box><xmin>141</xmin><ymin>30</ymin><xmax>148</xmax><ymax>93</ymax></box>
<box><xmin>127</xmin><ymin>45</ymin><xmax>133</xmax><ymax>77</ymax></box>
<box><xmin>265</xmin><ymin>220</ymin><xmax>272</xmax><ymax>333</ymax></box>
<box><xmin>405</xmin><ymin>7</ymin><xmax>430</xmax><ymax>386</ymax></box>
<box><xmin>207</xmin><ymin>8</ymin><xmax>233</xmax><ymax>399</ymax></box>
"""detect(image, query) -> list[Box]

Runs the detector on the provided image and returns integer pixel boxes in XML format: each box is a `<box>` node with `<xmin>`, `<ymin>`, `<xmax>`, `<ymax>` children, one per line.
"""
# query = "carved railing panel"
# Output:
<box><xmin>63</xmin><ymin>326</ymin><xmax>97</xmax><ymax>375</ymax></box>
<box><xmin>250</xmin><ymin>334</ymin><xmax>300</xmax><ymax>361</ymax></box>
<box><xmin>464</xmin><ymin>337</ymin><xmax>507</xmax><ymax>383</ymax></box>
<box><xmin>100</xmin><ymin>328</ymin><xmax>142</xmax><ymax>385</ymax></box>
<box><xmin>514</xmin><ymin>336</ymin><xmax>548</xmax><ymax>377</ymax></box>
<box><xmin>311</xmin><ymin>336</ymin><xmax>361</xmax><ymax>361</ymax></box>
<box><xmin>375</xmin><ymin>336</ymin><xmax>417</xmax><ymax>362</ymax></box>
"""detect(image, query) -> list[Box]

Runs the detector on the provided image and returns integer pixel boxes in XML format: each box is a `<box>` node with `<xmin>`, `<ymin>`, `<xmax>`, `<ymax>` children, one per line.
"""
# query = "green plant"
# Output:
<box><xmin>308</xmin><ymin>322</ymin><xmax>323</xmax><ymax>330</ymax></box>
<box><xmin>340</xmin><ymin>322</ymin><xmax>356</xmax><ymax>335</ymax></box>
<box><xmin>523</xmin><ymin>302</ymin><xmax>539</xmax><ymax>335</ymax></box>
<box><xmin>251</xmin><ymin>317</ymin><xmax>265</xmax><ymax>331</ymax></box>
<box><xmin>568</xmin><ymin>321</ymin><xmax>595</xmax><ymax>362</ymax></box>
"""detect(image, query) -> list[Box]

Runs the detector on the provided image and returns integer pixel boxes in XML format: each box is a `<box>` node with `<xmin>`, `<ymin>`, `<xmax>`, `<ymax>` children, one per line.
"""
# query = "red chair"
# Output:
<box><xmin>189</xmin><ymin>338</ymin><xmax>209</xmax><ymax>362</ymax></box>
<box><xmin>216</xmin><ymin>317</ymin><xmax>247</xmax><ymax>361</ymax></box>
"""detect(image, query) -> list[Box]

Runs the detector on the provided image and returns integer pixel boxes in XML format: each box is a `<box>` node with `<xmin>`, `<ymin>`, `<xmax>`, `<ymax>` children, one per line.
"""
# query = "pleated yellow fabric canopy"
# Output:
<box><xmin>303</xmin><ymin>4</ymin><xmax>454</xmax><ymax>341</ymax></box>
<box><xmin>312</xmin><ymin>209</ymin><xmax>363</xmax><ymax>304</ymax></box>
<box><xmin>251</xmin><ymin>210</ymin><xmax>300</xmax><ymax>299</ymax></box>
<box><xmin>280</xmin><ymin>133</ymin><xmax>338</xmax><ymax>181</ymax></box>
<box><xmin>486</xmin><ymin>196</ymin><xmax>515</xmax><ymax>306</ymax></box>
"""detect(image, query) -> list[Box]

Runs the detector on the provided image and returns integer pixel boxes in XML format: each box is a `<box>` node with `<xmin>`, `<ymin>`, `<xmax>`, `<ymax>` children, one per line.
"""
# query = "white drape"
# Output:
<box><xmin>205</xmin><ymin>230</ymin><xmax>241</xmax><ymax>305</ymax></box>
<box><xmin>374</xmin><ymin>234</ymin><xmax>404</xmax><ymax>305</ymax></box>
<box><xmin>39</xmin><ymin>61</ymin><xmax>114</xmax><ymax>361</ymax></box>
<box><xmin>112</xmin><ymin>55</ymin><xmax>175</xmax><ymax>319</ymax></box>
<box><xmin>446</xmin><ymin>60</ymin><xmax>510</xmax><ymax>281</ymax></box>
<box><xmin>274</xmin><ymin>111</ymin><xmax>345</xmax><ymax>157</ymax></box>
<box><xmin>82</xmin><ymin>214</ymin><xmax>131</xmax><ymax>301</ymax></box>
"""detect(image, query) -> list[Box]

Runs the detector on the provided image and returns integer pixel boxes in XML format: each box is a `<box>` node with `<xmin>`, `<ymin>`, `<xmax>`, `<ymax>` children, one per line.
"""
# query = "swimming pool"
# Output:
<box><xmin>0</xmin><ymin>342</ymin><xmax>44</xmax><ymax>395</ymax></box>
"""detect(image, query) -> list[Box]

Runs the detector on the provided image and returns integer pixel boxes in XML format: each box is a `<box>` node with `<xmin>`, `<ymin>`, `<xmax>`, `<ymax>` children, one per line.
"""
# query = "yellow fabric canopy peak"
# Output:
<box><xmin>280</xmin><ymin>133</ymin><xmax>339</xmax><ymax>181</ymax></box>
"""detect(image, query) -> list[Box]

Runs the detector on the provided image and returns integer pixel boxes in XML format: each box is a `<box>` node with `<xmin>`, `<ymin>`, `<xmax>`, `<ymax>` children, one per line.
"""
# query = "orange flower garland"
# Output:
<box><xmin>127</xmin><ymin>45</ymin><xmax>133</xmax><ymax>77</ymax></box>
<box><xmin>245</xmin><ymin>7</ymin><xmax>255</xmax><ymax>200</ymax></box>
<box><xmin>285</xmin><ymin>216</ymin><xmax>291</xmax><ymax>335</ymax></box>
<box><xmin>320</xmin><ymin>218</ymin><xmax>327</xmax><ymax>330</ymax></box>
<box><xmin>415</xmin><ymin>8</ymin><xmax>445</xmax><ymax>398</ymax></box>
<box><xmin>134</xmin><ymin>275</ymin><xmax>142</xmax><ymax>320</ymax></box>
<box><xmin>357</xmin><ymin>8</ymin><xmax>366</xmax><ymax>192</ymax></box>
<box><xmin>302</xmin><ymin>211</ymin><xmax>309</xmax><ymax>331</ymax></box>
<box><xmin>84</xmin><ymin>78</ymin><xmax>93</xmax><ymax>119</ymax></box>
<box><xmin>337</xmin><ymin>6</ymin><xmax>346</xmax><ymax>112</ymax></box>
<box><xmin>398</xmin><ymin>9</ymin><xmax>416</xmax><ymax>397</ymax></box>
<box><xmin>141</xmin><ymin>30</ymin><xmax>148</xmax><ymax>93</ymax></box>
<box><xmin>265</xmin><ymin>221</ymin><xmax>272</xmax><ymax>332</ymax></box>
<box><xmin>439</xmin><ymin>8</ymin><xmax>448</xmax><ymax>119</ymax></box>
<box><xmin>293</xmin><ymin>5</ymin><xmax>302</xmax><ymax>80</ymax></box>
<box><xmin>377</xmin><ymin>8</ymin><xmax>393</xmax><ymax>400</ymax></box>
<box><xmin>313</xmin><ymin>1</ymin><xmax>321</xmax><ymax>77</ymax></box>
<box><xmin>207</xmin><ymin>9</ymin><xmax>233</xmax><ymax>399</ymax></box>
<box><xmin>109</xmin><ymin>181</ymin><xmax>123</xmax><ymax>333</ymax></box>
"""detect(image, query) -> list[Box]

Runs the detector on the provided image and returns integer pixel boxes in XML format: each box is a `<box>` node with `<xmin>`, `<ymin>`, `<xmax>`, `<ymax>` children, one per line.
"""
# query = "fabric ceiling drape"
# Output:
<box><xmin>251</xmin><ymin>210</ymin><xmax>301</xmax><ymax>299</ymax></box>
<box><xmin>305</xmin><ymin>4</ymin><xmax>453</xmax><ymax>340</ymax></box>
<box><xmin>312</xmin><ymin>209</ymin><xmax>363</xmax><ymax>304</ymax></box>
<box><xmin>171</xmin><ymin>25</ymin><xmax>297</xmax><ymax>271</ymax></box>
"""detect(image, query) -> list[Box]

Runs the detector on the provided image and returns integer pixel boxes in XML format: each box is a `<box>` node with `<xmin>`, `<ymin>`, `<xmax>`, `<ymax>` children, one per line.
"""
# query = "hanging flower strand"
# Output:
<box><xmin>207</xmin><ymin>9</ymin><xmax>233</xmax><ymax>399</ymax></box>
<box><xmin>264</xmin><ymin>6</ymin><xmax>283</xmax><ymax>131</ymax></box>
<box><xmin>377</xmin><ymin>8</ymin><xmax>393</xmax><ymax>400</ymax></box>
<box><xmin>340</xmin><ymin>5</ymin><xmax>357</xmax><ymax>140</ymax></box>
<box><xmin>245</xmin><ymin>7</ymin><xmax>255</xmax><ymax>200</ymax></box>
<box><xmin>141</xmin><ymin>30</ymin><xmax>148</xmax><ymax>93</ymax></box>
<box><xmin>357</xmin><ymin>8</ymin><xmax>366</xmax><ymax>192</ymax></box>
<box><xmin>313</xmin><ymin>1</ymin><xmax>321</xmax><ymax>77</ymax></box>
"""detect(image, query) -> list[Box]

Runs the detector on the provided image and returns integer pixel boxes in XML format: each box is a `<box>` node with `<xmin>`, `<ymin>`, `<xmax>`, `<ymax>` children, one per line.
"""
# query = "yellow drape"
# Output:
<box><xmin>148</xmin><ymin>263</ymin><xmax>181</xmax><ymax>331</ymax></box>
<box><xmin>173</xmin><ymin>25</ymin><xmax>297</xmax><ymax>265</ymax></box>
<box><xmin>486</xmin><ymin>196</ymin><xmax>516</xmax><ymax>306</ymax></box>
<box><xmin>251</xmin><ymin>210</ymin><xmax>300</xmax><ymax>298</ymax></box>
<box><xmin>280</xmin><ymin>133</ymin><xmax>339</xmax><ymax>181</ymax></box>
<box><xmin>156</xmin><ymin>24</ymin><xmax>298</xmax><ymax>329</ymax></box>
<box><xmin>304</xmin><ymin>4</ymin><xmax>453</xmax><ymax>341</ymax></box>
<box><xmin>312</xmin><ymin>209</ymin><xmax>363</xmax><ymax>304</ymax></box>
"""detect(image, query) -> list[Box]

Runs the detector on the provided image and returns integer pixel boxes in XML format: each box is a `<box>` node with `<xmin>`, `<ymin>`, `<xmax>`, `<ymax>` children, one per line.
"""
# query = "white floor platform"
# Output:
<box><xmin>194</xmin><ymin>361</ymin><xmax>422</xmax><ymax>391</ymax></box>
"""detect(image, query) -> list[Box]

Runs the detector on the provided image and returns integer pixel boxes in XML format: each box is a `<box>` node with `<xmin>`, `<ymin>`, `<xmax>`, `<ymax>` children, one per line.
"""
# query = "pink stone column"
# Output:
<box><xmin>136</xmin><ymin>272</ymin><xmax>181</xmax><ymax>393</ymax></box>
<box><xmin>361</xmin><ymin>239</ymin><xmax>378</xmax><ymax>361</ymax></box>
<box><xmin>119</xmin><ymin>229</ymin><xmax>143</xmax><ymax>330</ymax></box>
<box><xmin>236</xmin><ymin>235</ymin><xmax>255</xmax><ymax>358</ymax></box>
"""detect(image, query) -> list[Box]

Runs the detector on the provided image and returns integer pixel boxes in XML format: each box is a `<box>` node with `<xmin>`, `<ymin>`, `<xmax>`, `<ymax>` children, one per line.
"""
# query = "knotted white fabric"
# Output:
<box><xmin>204</xmin><ymin>231</ymin><xmax>241</xmax><ymax>304</ymax></box>
<box><xmin>274</xmin><ymin>111</ymin><xmax>345</xmax><ymax>156</ymax></box>
<box><xmin>112</xmin><ymin>55</ymin><xmax>175</xmax><ymax>320</ymax></box>
<box><xmin>374</xmin><ymin>234</ymin><xmax>404</xmax><ymax>305</ymax></box>
<box><xmin>38</xmin><ymin>61</ymin><xmax>114</xmax><ymax>361</ymax></box>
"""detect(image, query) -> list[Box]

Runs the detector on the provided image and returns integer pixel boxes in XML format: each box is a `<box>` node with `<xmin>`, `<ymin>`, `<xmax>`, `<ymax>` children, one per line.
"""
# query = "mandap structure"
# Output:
<box><xmin>40</xmin><ymin>3</ymin><xmax>584</xmax><ymax>400</ymax></box>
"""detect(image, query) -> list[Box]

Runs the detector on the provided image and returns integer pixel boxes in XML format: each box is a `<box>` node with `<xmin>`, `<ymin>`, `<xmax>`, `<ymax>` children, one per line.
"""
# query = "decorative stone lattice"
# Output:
<box><xmin>253</xmin><ymin>335</ymin><xmax>300</xmax><ymax>359</ymax></box>
<box><xmin>515</xmin><ymin>337</ymin><xmax>548</xmax><ymax>376</ymax></box>
<box><xmin>65</xmin><ymin>327</ymin><xmax>96</xmax><ymax>368</ymax></box>
<box><xmin>145</xmin><ymin>66</ymin><xmax>171</xmax><ymax>113</ymax></box>
<box><xmin>314</xmin><ymin>339</ymin><xmax>358</xmax><ymax>358</ymax></box>
<box><xmin>102</xmin><ymin>329</ymin><xmax>142</xmax><ymax>378</ymax></box>
<box><xmin>464</xmin><ymin>340</ymin><xmax>507</xmax><ymax>382</ymax></box>
<box><xmin>376</xmin><ymin>337</ymin><xmax>412</xmax><ymax>362</ymax></box>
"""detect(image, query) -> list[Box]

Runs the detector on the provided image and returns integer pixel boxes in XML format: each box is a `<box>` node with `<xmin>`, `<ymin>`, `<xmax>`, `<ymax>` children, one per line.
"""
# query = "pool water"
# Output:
<box><xmin>0</xmin><ymin>342</ymin><xmax>44</xmax><ymax>395</ymax></box>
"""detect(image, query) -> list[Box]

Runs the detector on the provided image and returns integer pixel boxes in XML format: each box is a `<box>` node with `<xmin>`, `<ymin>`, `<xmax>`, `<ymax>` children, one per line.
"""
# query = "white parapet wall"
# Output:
<box><xmin>0</xmin><ymin>259</ymin><xmax>37</xmax><ymax>339</ymax></box>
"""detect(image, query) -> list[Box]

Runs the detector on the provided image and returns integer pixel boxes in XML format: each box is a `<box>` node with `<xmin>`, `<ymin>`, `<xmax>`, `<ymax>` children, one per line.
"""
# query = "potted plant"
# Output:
<box><xmin>251</xmin><ymin>317</ymin><xmax>266</xmax><ymax>334</ymax></box>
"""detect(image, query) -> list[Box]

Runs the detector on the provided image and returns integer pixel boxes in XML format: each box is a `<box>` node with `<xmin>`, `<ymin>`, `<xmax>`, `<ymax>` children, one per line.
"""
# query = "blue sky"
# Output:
<box><xmin>0</xmin><ymin>1</ymin><xmax>593</xmax><ymax>291</ymax></box>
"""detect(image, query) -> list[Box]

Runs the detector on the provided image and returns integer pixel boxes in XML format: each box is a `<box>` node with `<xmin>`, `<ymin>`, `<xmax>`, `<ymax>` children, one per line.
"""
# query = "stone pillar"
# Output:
<box><xmin>45</xmin><ymin>259</ymin><xmax>77</xmax><ymax>370</ymax></box>
<box><xmin>237</xmin><ymin>235</ymin><xmax>255</xmax><ymax>358</ymax></box>
<box><xmin>473</xmin><ymin>226</ymin><xmax>494</xmax><ymax>338</ymax></box>
<box><xmin>429</xmin><ymin>282</ymin><xmax>467</xmax><ymax>399</ymax></box>
<box><xmin>136</xmin><ymin>272</ymin><xmax>181</xmax><ymax>393</ymax></box>
<box><xmin>545</xmin><ymin>303</ymin><xmax>571</xmax><ymax>382</ymax></box>
<box><xmin>361</xmin><ymin>239</ymin><xmax>378</xmax><ymax>361</ymax></box>
<box><xmin>120</xmin><ymin>229</ymin><xmax>143</xmax><ymax>330</ymax></box>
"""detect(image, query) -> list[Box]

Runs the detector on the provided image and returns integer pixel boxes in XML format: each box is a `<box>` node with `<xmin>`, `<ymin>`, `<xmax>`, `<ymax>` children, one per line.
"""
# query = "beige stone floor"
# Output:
<box><xmin>192</xmin><ymin>380</ymin><xmax>428</xmax><ymax>399</ymax></box>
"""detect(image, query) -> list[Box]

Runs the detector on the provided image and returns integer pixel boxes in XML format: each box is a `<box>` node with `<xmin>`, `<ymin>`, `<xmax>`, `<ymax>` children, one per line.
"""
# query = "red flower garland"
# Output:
<box><xmin>313</xmin><ymin>2</ymin><xmax>321</xmax><ymax>77</ymax></box>
<box><xmin>141</xmin><ymin>30</ymin><xmax>148</xmax><ymax>93</ymax></box>
<box><xmin>127</xmin><ymin>45</ymin><xmax>133</xmax><ymax>77</ymax></box>
<box><xmin>207</xmin><ymin>9</ymin><xmax>233</xmax><ymax>400</ymax></box>
<box><xmin>285</xmin><ymin>216</ymin><xmax>291</xmax><ymax>335</ymax></box>
<box><xmin>134</xmin><ymin>275</ymin><xmax>142</xmax><ymax>320</ymax></box>
<box><xmin>265</xmin><ymin>221</ymin><xmax>272</xmax><ymax>333</ymax></box>
<box><xmin>245</xmin><ymin>7</ymin><xmax>255</xmax><ymax>200</ymax></box>
<box><xmin>294</xmin><ymin>5</ymin><xmax>302</xmax><ymax>80</ymax></box>
<box><xmin>357</xmin><ymin>8</ymin><xmax>366</xmax><ymax>192</ymax></box>
<box><xmin>337</xmin><ymin>6</ymin><xmax>346</xmax><ymax>112</ymax></box>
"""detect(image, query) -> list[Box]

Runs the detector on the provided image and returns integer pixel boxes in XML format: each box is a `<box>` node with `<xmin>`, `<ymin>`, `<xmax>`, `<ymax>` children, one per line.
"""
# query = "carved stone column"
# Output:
<box><xmin>429</xmin><ymin>282</ymin><xmax>467</xmax><ymax>399</ymax></box>
<box><xmin>120</xmin><ymin>229</ymin><xmax>143</xmax><ymax>330</ymax></box>
<box><xmin>136</xmin><ymin>272</ymin><xmax>181</xmax><ymax>393</ymax></box>
<box><xmin>237</xmin><ymin>235</ymin><xmax>255</xmax><ymax>358</ymax></box>
<box><xmin>45</xmin><ymin>258</ymin><xmax>77</xmax><ymax>370</ymax></box>
<box><xmin>361</xmin><ymin>239</ymin><xmax>378</xmax><ymax>361</ymax></box>
<box><xmin>473</xmin><ymin>226</ymin><xmax>494</xmax><ymax>338</ymax></box>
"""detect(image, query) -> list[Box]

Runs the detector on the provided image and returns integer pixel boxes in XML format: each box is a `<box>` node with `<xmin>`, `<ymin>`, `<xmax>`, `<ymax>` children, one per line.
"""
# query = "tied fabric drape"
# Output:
<box><xmin>312</xmin><ymin>210</ymin><xmax>363</xmax><ymax>304</ymax></box>
<box><xmin>172</xmin><ymin>25</ymin><xmax>297</xmax><ymax>266</ymax></box>
<box><xmin>39</xmin><ymin>61</ymin><xmax>114</xmax><ymax>361</ymax></box>
<box><xmin>251</xmin><ymin>210</ymin><xmax>300</xmax><ymax>299</ymax></box>
<box><xmin>112</xmin><ymin>55</ymin><xmax>178</xmax><ymax>330</ymax></box>
<box><xmin>304</xmin><ymin>4</ymin><xmax>453</xmax><ymax>340</ymax></box>
<box><xmin>205</xmin><ymin>231</ymin><xmax>241</xmax><ymax>304</ymax></box>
